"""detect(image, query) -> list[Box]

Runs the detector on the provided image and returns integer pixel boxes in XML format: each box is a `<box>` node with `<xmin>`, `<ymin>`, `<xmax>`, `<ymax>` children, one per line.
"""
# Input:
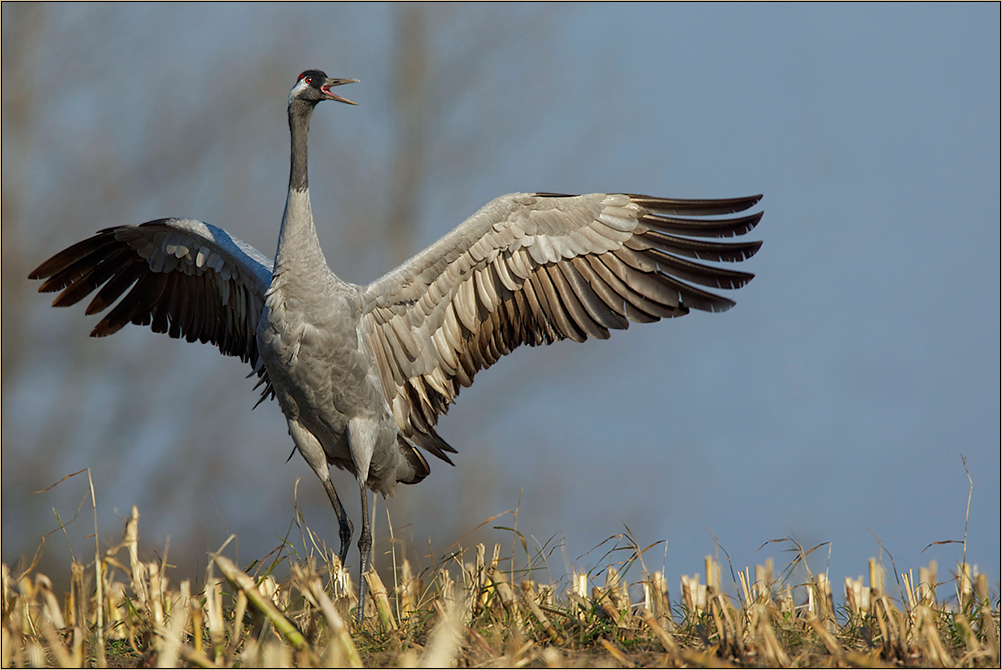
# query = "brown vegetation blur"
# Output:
<box><xmin>2</xmin><ymin>504</ymin><xmax>999</xmax><ymax>667</ymax></box>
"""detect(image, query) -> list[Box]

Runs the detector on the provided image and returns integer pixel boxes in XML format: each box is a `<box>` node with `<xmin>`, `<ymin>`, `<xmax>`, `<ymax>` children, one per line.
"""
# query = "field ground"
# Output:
<box><xmin>2</xmin><ymin>502</ymin><xmax>999</xmax><ymax>668</ymax></box>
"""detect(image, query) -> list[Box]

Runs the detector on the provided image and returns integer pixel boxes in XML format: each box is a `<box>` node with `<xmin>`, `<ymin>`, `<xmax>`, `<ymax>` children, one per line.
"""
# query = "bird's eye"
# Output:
<box><xmin>304</xmin><ymin>77</ymin><xmax>312</xmax><ymax>84</ymax></box>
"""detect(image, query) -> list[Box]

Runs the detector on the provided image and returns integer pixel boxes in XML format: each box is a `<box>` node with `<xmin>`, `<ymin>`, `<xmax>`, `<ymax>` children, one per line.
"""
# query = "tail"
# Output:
<box><xmin>397</xmin><ymin>436</ymin><xmax>432</xmax><ymax>485</ymax></box>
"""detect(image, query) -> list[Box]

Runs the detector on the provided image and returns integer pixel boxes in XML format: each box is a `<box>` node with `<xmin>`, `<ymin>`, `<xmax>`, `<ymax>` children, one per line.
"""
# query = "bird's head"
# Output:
<box><xmin>289</xmin><ymin>69</ymin><xmax>359</xmax><ymax>107</ymax></box>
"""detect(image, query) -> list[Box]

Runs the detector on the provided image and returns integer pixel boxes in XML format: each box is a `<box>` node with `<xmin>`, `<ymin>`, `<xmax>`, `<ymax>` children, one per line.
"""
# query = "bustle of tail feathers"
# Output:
<box><xmin>398</xmin><ymin>436</ymin><xmax>431</xmax><ymax>485</ymax></box>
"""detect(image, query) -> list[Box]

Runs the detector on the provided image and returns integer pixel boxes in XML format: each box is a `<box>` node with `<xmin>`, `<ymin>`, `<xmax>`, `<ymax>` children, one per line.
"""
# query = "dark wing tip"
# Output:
<box><xmin>628</xmin><ymin>193</ymin><xmax>763</xmax><ymax>216</ymax></box>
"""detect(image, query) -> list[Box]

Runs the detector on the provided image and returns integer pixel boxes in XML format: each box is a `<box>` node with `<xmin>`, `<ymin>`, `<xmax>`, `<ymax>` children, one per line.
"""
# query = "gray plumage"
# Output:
<box><xmin>29</xmin><ymin>69</ymin><xmax>763</xmax><ymax>621</ymax></box>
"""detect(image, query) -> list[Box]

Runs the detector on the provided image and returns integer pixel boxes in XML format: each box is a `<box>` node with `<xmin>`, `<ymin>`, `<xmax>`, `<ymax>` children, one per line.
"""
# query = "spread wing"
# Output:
<box><xmin>29</xmin><ymin>218</ymin><xmax>275</xmax><ymax>402</ymax></box>
<box><xmin>361</xmin><ymin>192</ymin><xmax>763</xmax><ymax>461</ymax></box>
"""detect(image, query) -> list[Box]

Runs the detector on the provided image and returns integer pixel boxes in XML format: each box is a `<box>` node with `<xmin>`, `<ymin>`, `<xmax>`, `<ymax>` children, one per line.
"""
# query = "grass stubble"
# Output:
<box><xmin>2</xmin><ymin>469</ymin><xmax>999</xmax><ymax>668</ymax></box>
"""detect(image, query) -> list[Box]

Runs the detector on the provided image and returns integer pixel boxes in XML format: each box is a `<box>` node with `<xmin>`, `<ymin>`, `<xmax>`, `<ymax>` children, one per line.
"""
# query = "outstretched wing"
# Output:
<box><xmin>361</xmin><ymin>192</ymin><xmax>763</xmax><ymax>461</ymax></box>
<box><xmin>29</xmin><ymin>218</ymin><xmax>275</xmax><ymax>401</ymax></box>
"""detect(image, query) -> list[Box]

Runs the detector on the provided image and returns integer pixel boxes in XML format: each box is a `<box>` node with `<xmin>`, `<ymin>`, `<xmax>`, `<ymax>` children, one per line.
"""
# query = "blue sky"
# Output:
<box><xmin>4</xmin><ymin>3</ymin><xmax>999</xmax><ymax>599</ymax></box>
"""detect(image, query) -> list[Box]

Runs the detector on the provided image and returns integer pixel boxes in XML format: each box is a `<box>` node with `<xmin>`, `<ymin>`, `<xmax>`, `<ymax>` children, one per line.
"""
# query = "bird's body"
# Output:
<box><xmin>260</xmin><ymin>187</ymin><xmax>413</xmax><ymax>495</ymax></box>
<box><xmin>29</xmin><ymin>70</ymin><xmax>763</xmax><ymax>620</ymax></box>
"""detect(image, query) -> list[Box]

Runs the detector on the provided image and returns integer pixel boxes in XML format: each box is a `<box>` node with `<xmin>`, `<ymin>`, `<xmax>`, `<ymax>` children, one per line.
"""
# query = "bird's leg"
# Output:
<box><xmin>344</xmin><ymin>416</ymin><xmax>378</xmax><ymax>624</ymax></box>
<box><xmin>321</xmin><ymin>477</ymin><xmax>353</xmax><ymax>566</ymax></box>
<box><xmin>291</xmin><ymin>422</ymin><xmax>365</xmax><ymax>622</ymax></box>
<box><xmin>355</xmin><ymin>483</ymin><xmax>372</xmax><ymax>624</ymax></box>
<box><xmin>288</xmin><ymin>421</ymin><xmax>355</xmax><ymax>566</ymax></box>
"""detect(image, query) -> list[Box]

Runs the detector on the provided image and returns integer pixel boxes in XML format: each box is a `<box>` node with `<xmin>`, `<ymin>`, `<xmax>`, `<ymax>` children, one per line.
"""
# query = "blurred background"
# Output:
<box><xmin>3</xmin><ymin>4</ymin><xmax>999</xmax><ymax>597</ymax></box>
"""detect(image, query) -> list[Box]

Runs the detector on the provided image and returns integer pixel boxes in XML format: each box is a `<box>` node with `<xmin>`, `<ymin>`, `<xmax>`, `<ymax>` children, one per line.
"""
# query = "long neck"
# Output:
<box><xmin>274</xmin><ymin>99</ymin><xmax>328</xmax><ymax>276</ymax></box>
<box><xmin>288</xmin><ymin>99</ymin><xmax>312</xmax><ymax>192</ymax></box>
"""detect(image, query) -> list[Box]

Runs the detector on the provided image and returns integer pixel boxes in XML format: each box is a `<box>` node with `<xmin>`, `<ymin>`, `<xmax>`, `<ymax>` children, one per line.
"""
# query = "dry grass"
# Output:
<box><xmin>2</xmin><ymin>501</ymin><xmax>999</xmax><ymax>668</ymax></box>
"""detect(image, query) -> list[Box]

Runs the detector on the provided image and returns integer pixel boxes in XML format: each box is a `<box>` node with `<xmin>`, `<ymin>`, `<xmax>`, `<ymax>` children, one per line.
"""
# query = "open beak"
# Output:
<box><xmin>321</xmin><ymin>78</ymin><xmax>359</xmax><ymax>106</ymax></box>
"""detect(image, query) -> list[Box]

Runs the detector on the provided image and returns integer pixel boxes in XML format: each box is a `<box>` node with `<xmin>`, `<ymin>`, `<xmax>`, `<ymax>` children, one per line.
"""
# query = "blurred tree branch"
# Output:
<box><xmin>2</xmin><ymin>2</ymin><xmax>46</xmax><ymax>391</ymax></box>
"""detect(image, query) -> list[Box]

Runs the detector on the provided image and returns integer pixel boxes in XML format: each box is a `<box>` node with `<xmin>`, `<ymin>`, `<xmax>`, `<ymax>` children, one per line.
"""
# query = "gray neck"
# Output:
<box><xmin>274</xmin><ymin>99</ymin><xmax>328</xmax><ymax>277</ymax></box>
<box><xmin>288</xmin><ymin>99</ymin><xmax>313</xmax><ymax>192</ymax></box>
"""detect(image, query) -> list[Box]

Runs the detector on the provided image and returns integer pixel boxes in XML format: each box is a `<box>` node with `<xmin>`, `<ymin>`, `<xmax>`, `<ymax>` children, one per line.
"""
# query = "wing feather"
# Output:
<box><xmin>87</xmin><ymin>260</ymin><xmax>146</xmax><ymax>316</ymax></box>
<box><xmin>587</xmin><ymin>254</ymin><xmax>665</xmax><ymax>321</ymax></box>
<box><xmin>558</xmin><ymin>260</ymin><xmax>623</xmax><ymax>332</ymax></box>
<box><xmin>30</xmin><ymin>218</ymin><xmax>275</xmax><ymax>402</ymax></box>
<box><xmin>361</xmin><ymin>192</ymin><xmax>762</xmax><ymax>459</ymax></box>
<box><xmin>571</xmin><ymin>256</ymin><xmax>630</xmax><ymax>323</ymax></box>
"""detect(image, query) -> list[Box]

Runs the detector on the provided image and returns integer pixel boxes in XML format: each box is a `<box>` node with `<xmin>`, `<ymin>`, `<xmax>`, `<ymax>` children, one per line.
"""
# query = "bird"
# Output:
<box><xmin>29</xmin><ymin>69</ymin><xmax>763</xmax><ymax>621</ymax></box>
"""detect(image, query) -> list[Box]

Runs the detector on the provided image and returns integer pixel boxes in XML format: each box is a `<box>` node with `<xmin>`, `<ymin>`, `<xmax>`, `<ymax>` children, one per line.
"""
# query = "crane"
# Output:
<box><xmin>29</xmin><ymin>69</ymin><xmax>763</xmax><ymax>622</ymax></box>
